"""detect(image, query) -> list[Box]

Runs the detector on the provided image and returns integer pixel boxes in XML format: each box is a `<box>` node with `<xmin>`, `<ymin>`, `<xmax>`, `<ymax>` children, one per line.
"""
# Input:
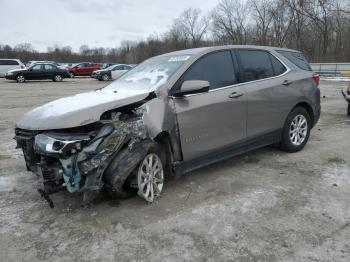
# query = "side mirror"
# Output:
<box><xmin>173</xmin><ymin>80</ymin><xmax>210</xmax><ymax>97</ymax></box>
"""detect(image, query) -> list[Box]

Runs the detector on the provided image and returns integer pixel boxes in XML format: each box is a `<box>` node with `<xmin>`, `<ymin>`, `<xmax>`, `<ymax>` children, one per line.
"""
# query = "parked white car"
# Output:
<box><xmin>91</xmin><ymin>64</ymin><xmax>133</xmax><ymax>81</ymax></box>
<box><xmin>0</xmin><ymin>59</ymin><xmax>25</xmax><ymax>77</ymax></box>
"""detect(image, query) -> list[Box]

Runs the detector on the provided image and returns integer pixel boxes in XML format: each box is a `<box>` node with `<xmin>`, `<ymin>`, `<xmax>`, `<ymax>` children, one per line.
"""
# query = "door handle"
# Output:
<box><xmin>229</xmin><ymin>92</ymin><xmax>243</xmax><ymax>99</ymax></box>
<box><xmin>282</xmin><ymin>80</ymin><xmax>293</xmax><ymax>86</ymax></box>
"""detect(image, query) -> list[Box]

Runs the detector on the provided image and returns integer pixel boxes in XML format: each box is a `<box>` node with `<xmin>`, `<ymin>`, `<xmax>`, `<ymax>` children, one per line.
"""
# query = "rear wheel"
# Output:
<box><xmin>347</xmin><ymin>103</ymin><xmax>350</xmax><ymax>116</ymax></box>
<box><xmin>280</xmin><ymin>107</ymin><xmax>311</xmax><ymax>152</ymax></box>
<box><xmin>102</xmin><ymin>74</ymin><xmax>110</xmax><ymax>81</ymax></box>
<box><xmin>53</xmin><ymin>75</ymin><xmax>63</xmax><ymax>82</ymax></box>
<box><xmin>16</xmin><ymin>75</ymin><xmax>25</xmax><ymax>83</ymax></box>
<box><xmin>69</xmin><ymin>73</ymin><xmax>74</xmax><ymax>78</ymax></box>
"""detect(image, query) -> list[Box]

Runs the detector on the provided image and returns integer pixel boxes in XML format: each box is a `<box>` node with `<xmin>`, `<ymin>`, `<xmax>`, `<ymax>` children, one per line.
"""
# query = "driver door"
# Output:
<box><xmin>172</xmin><ymin>50</ymin><xmax>247</xmax><ymax>161</ymax></box>
<box><xmin>27</xmin><ymin>64</ymin><xmax>43</xmax><ymax>80</ymax></box>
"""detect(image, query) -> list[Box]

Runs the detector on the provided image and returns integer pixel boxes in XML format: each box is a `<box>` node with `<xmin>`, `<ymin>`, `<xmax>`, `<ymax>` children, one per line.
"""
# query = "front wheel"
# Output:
<box><xmin>69</xmin><ymin>73</ymin><xmax>74</xmax><ymax>78</ymax></box>
<box><xmin>16</xmin><ymin>75</ymin><xmax>25</xmax><ymax>83</ymax></box>
<box><xmin>347</xmin><ymin>103</ymin><xmax>350</xmax><ymax>116</ymax></box>
<box><xmin>101</xmin><ymin>74</ymin><xmax>110</xmax><ymax>81</ymax></box>
<box><xmin>280</xmin><ymin>107</ymin><xmax>311</xmax><ymax>153</ymax></box>
<box><xmin>137</xmin><ymin>150</ymin><xmax>165</xmax><ymax>203</ymax></box>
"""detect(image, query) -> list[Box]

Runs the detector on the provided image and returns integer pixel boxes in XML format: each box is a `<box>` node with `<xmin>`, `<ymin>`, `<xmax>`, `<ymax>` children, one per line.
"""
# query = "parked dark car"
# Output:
<box><xmin>68</xmin><ymin>62</ymin><xmax>102</xmax><ymax>77</ymax></box>
<box><xmin>91</xmin><ymin>64</ymin><xmax>133</xmax><ymax>81</ymax></box>
<box><xmin>5</xmin><ymin>63</ymin><xmax>70</xmax><ymax>83</ymax></box>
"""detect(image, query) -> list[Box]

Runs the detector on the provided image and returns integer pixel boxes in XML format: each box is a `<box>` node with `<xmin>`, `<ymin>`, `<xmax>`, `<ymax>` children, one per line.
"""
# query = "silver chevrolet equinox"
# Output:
<box><xmin>15</xmin><ymin>45</ymin><xmax>321</xmax><ymax>207</ymax></box>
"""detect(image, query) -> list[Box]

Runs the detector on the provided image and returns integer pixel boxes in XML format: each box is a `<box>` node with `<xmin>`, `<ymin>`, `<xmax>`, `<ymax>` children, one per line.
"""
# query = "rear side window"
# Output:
<box><xmin>182</xmin><ymin>51</ymin><xmax>236</xmax><ymax>90</ymax></box>
<box><xmin>44</xmin><ymin>64</ymin><xmax>55</xmax><ymax>70</ymax></box>
<box><xmin>0</xmin><ymin>60</ymin><xmax>19</xmax><ymax>65</ymax></box>
<box><xmin>270</xmin><ymin>55</ymin><xmax>287</xmax><ymax>75</ymax></box>
<box><xmin>276</xmin><ymin>50</ymin><xmax>311</xmax><ymax>71</ymax></box>
<box><xmin>236</xmin><ymin>50</ymin><xmax>275</xmax><ymax>82</ymax></box>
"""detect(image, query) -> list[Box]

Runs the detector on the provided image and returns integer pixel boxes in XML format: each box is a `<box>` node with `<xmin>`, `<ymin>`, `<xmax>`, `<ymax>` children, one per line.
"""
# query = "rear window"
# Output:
<box><xmin>276</xmin><ymin>50</ymin><xmax>311</xmax><ymax>71</ymax></box>
<box><xmin>0</xmin><ymin>60</ymin><xmax>19</xmax><ymax>65</ymax></box>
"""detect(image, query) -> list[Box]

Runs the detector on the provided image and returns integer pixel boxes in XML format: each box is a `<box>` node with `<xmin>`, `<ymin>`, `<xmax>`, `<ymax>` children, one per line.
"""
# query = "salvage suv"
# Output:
<box><xmin>15</xmin><ymin>45</ymin><xmax>320</xmax><ymax>207</ymax></box>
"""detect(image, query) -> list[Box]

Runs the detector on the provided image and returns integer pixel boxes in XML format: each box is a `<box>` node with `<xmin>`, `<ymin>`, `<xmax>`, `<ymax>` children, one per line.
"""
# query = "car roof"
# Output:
<box><xmin>158</xmin><ymin>45</ymin><xmax>300</xmax><ymax>57</ymax></box>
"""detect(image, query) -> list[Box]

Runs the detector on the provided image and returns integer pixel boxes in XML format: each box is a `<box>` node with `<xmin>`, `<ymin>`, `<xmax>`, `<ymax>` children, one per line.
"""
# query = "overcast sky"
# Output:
<box><xmin>0</xmin><ymin>0</ymin><xmax>218</xmax><ymax>52</ymax></box>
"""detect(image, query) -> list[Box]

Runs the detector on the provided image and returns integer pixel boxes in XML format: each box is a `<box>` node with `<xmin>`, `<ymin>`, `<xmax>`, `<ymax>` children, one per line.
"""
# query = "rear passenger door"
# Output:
<box><xmin>234</xmin><ymin>49</ymin><xmax>293</xmax><ymax>142</ymax></box>
<box><xmin>43</xmin><ymin>64</ymin><xmax>56</xmax><ymax>79</ymax></box>
<box><xmin>172</xmin><ymin>50</ymin><xmax>246</xmax><ymax>161</ymax></box>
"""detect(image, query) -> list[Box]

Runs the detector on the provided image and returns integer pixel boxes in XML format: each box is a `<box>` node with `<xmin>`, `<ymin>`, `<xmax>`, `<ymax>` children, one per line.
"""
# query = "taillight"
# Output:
<box><xmin>313</xmin><ymin>74</ymin><xmax>320</xmax><ymax>86</ymax></box>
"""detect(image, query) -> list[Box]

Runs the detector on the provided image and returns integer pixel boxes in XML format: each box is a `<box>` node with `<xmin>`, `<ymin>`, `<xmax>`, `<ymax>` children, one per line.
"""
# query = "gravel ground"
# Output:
<box><xmin>0</xmin><ymin>78</ymin><xmax>349</xmax><ymax>262</ymax></box>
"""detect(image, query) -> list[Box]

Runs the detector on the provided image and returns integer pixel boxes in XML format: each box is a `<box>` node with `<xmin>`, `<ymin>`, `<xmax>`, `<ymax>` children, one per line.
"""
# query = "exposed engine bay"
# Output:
<box><xmin>15</xmin><ymin>99</ymin><xmax>159</xmax><ymax>208</ymax></box>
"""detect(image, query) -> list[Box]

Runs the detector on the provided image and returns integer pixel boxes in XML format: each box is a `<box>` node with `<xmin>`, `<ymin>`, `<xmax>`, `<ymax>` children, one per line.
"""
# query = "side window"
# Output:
<box><xmin>237</xmin><ymin>50</ymin><xmax>274</xmax><ymax>82</ymax></box>
<box><xmin>44</xmin><ymin>64</ymin><xmax>55</xmax><ymax>70</ymax></box>
<box><xmin>0</xmin><ymin>60</ymin><xmax>7</xmax><ymax>65</ymax></box>
<box><xmin>6</xmin><ymin>60</ymin><xmax>19</xmax><ymax>65</ymax></box>
<box><xmin>31</xmin><ymin>64</ymin><xmax>42</xmax><ymax>70</ymax></box>
<box><xmin>270</xmin><ymin>54</ymin><xmax>287</xmax><ymax>75</ymax></box>
<box><xmin>276</xmin><ymin>50</ymin><xmax>312</xmax><ymax>71</ymax></box>
<box><xmin>182</xmin><ymin>51</ymin><xmax>236</xmax><ymax>90</ymax></box>
<box><xmin>114</xmin><ymin>65</ymin><xmax>123</xmax><ymax>70</ymax></box>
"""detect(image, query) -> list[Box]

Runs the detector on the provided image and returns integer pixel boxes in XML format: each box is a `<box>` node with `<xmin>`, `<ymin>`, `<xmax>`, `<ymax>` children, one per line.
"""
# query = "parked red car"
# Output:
<box><xmin>68</xmin><ymin>62</ymin><xmax>102</xmax><ymax>77</ymax></box>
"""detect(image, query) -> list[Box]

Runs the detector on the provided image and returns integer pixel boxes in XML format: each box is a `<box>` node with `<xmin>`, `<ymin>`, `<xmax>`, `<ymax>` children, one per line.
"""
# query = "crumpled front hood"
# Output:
<box><xmin>17</xmin><ymin>88</ymin><xmax>151</xmax><ymax>130</ymax></box>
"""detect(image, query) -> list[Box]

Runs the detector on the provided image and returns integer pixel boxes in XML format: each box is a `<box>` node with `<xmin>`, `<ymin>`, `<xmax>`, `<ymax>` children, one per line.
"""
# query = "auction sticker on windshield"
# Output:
<box><xmin>168</xmin><ymin>56</ymin><xmax>190</xmax><ymax>62</ymax></box>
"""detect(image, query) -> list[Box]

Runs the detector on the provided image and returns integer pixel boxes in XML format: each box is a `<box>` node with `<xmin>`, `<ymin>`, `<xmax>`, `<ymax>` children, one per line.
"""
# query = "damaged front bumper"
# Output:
<box><xmin>15</xmin><ymin>111</ymin><xmax>152</xmax><ymax>207</ymax></box>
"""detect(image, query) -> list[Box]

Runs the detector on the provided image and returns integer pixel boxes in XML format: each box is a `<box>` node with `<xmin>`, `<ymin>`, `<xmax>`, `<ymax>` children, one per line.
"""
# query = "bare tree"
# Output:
<box><xmin>173</xmin><ymin>8</ymin><xmax>209</xmax><ymax>47</ymax></box>
<box><xmin>250</xmin><ymin>0</ymin><xmax>274</xmax><ymax>45</ymax></box>
<box><xmin>269</xmin><ymin>0</ymin><xmax>294</xmax><ymax>47</ymax></box>
<box><xmin>212</xmin><ymin>0</ymin><xmax>250</xmax><ymax>44</ymax></box>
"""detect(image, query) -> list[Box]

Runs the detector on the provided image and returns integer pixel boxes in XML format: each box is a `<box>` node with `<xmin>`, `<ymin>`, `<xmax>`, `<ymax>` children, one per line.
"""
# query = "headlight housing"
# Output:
<box><xmin>6</xmin><ymin>72</ymin><xmax>13</xmax><ymax>76</ymax></box>
<box><xmin>34</xmin><ymin>133</ymin><xmax>90</xmax><ymax>156</ymax></box>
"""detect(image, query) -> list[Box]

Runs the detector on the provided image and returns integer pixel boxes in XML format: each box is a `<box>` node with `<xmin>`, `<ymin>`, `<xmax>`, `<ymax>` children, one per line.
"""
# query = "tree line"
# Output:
<box><xmin>1</xmin><ymin>0</ymin><xmax>349</xmax><ymax>64</ymax></box>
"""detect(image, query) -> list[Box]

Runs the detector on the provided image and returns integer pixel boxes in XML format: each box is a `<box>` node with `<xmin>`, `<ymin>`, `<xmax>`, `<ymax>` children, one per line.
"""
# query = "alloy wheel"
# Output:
<box><xmin>289</xmin><ymin>114</ymin><xmax>308</xmax><ymax>146</ymax></box>
<box><xmin>16</xmin><ymin>75</ymin><xmax>25</xmax><ymax>83</ymax></box>
<box><xmin>137</xmin><ymin>153</ymin><xmax>164</xmax><ymax>203</ymax></box>
<box><xmin>102</xmin><ymin>74</ymin><xmax>110</xmax><ymax>81</ymax></box>
<box><xmin>54</xmin><ymin>75</ymin><xmax>62</xmax><ymax>82</ymax></box>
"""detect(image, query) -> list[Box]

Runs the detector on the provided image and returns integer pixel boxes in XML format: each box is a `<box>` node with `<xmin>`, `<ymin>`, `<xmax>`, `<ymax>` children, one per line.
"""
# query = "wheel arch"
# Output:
<box><xmin>290</xmin><ymin>101</ymin><xmax>315</xmax><ymax>128</ymax></box>
<box><xmin>154</xmin><ymin>131</ymin><xmax>175</xmax><ymax>176</ymax></box>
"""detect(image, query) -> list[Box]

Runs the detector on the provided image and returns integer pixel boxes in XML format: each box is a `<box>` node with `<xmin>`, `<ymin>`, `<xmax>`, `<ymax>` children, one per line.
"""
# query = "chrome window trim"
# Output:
<box><xmin>176</xmin><ymin>50</ymin><xmax>291</xmax><ymax>98</ymax></box>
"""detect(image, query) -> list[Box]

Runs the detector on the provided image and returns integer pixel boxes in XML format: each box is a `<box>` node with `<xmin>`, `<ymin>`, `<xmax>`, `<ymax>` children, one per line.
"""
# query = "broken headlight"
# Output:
<box><xmin>34</xmin><ymin>133</ymin><xmax>90</xmax><ymax>155</ymax></box>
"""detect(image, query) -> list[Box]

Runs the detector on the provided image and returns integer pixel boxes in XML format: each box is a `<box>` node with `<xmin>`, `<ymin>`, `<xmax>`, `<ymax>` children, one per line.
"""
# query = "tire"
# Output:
<box><xmin>280</xmin><ymin>107</ymin><xmax>311</xmax><ymax>153</ymax></box>
<box><xmin>53</xmin><ymin>75</ymin><xmax>63</xmax><ymax>82</ymax></box>
<box><xmin>101</xmin><ymin>74</ymin><xmax>110</xmax><ymax>81</ymax></box>
<box><xmin>136</xmin><ymin>145</ymin><xmax>166</xmax><ymax>203</ymax></box>
<box><xmin>347</xmin><ymin>103</ymin><xmax>350</xmax><ymax>116</ymax></box>
<box><xmin>104</xmin><ymin>142</ymin><xmax>165</xmax><ymax>201</ymax></box>
<box><xmin>16</xmin><ymin>75</ymin><xmax>25</xmax><ymax>83</ymax></box>
<box><xmin>69</xmin><ymin>73</ymin><xmax>74</xmax><ymax>78</ymax></box>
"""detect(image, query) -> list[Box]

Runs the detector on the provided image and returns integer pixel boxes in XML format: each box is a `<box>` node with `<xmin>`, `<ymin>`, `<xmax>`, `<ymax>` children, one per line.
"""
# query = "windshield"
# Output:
<box><xmin>104</xmin><ymin>55</ymin><xmax>191</xmax><ymax>92</ymax></box>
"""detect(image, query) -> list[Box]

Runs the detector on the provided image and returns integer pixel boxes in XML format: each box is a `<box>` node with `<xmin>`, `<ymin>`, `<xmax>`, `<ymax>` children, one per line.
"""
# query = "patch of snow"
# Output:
<box><xmin>322</xmin><ymin>165</ymin><xmax>350</xmax><ymax>186</ymax></box>
<box><xmin>321</xmin><ymin>77</ymin><xmax>350</xmax><ymax>82</ymax></box>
